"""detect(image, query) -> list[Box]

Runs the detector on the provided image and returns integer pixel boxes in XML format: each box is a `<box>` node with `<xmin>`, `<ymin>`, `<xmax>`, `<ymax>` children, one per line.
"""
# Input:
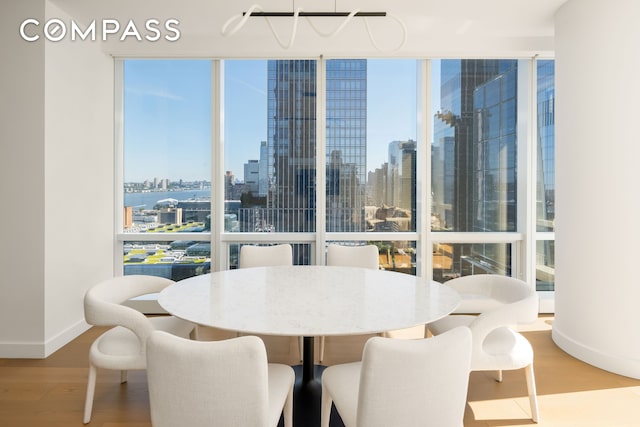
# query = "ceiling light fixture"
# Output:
<box><xmin>221</xmin><ymin>3</ymin><xmax>407</xmax><ymax>52</ymax></box>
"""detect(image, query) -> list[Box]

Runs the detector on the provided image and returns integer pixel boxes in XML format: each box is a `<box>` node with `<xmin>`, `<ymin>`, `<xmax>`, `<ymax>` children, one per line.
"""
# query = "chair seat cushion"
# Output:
<box><xmin>428</xmin><ymin>314</ymin><xmax>475</xmax><ymax>336</ymax></box>
<box><xmin>322</xmin><ymin>362</ymin><xmax>361</xmax><ymax>427</ymax></box>
<box><xmin>149</xmin><ymin>315</ymin><xmax>194</xmax><ymax>338</ymax></box>
<box><xmin>454</xmin><ymin>294</ymin><xmax>503</xmax><ymax>314</ymax></box>
<box><xmin>91</xmin><ymin>316</ymin><xmax>194</xmax><ymax>370</ymax></box>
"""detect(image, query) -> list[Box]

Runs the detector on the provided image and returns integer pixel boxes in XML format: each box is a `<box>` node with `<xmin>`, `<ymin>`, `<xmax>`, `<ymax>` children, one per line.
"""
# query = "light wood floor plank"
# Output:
<box><xmin>1</xmin><ymin>316</ymin><xmax>639</xmax><ymax>426</ymax></box>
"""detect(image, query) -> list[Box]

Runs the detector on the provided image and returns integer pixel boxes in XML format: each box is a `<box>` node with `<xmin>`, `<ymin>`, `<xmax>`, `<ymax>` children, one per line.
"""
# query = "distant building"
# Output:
<box><xmin>263</xmin><ymin>59</ymin><xmax>367</xmax><ymax>233</ymax></box>
<box><xmin>258</xmin><ymin>140</ymin><xmax>269</xmax><ymax>197</ymax></box>
<box><xmin>158</xmin><ymin>208</ymin><xmax>182</xmax><ymax>225</ymax></box>
<box><xmin>244</xmin><ymin>159</ymin><xmax>260</xmax><ymax>194</ymax></box>
<box><xmin>123</xmin><ymin>206</ymin><xmax>133</xmax><ymax>229</ymax></box>
<box><xmin>224</xmin><ymin>171</ymin><xmax>235</xmax><ymax>200</ymax></box>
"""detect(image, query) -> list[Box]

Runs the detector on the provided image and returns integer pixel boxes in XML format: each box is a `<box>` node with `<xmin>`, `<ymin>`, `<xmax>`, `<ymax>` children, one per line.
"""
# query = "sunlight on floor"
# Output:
<box><xmin>469</xmin><ymin>386</ymin><xmax>640</xmax><ymax>426</ymax></box>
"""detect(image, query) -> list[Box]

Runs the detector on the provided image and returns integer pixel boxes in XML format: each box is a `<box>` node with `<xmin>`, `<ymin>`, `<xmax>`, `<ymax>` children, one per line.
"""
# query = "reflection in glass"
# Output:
<box><xmin>432</xmin><ymin>60</ymin><xmax>518</xmax><ymax>280</ymax></box>
<box><xmin>536</xmin><ymin>240</ymin><xmax>555</xmax><ymax>291</ymax></box>
<box><xmin>537</xmin><ymin>60</ymin><xmax>555</xmax><ymax>232</ymax></box>
<box><xmin>227</xmin><ymin>243</ymin><xmax>311</xmax><ymax>269</ymax></box>
<box><xmin>432</xmin><ymin>243</ymin><xmax>512</xmax><ymax>283</ymax></box>
<box><xmin>327</xmin><ymin>241</ymin><xmax>416</xmax><ymax>275</ymax></box>
<box><xmin>432</xmin><ymin>59</ymin><xmax>518</xmax><ymax>233</ymax></box>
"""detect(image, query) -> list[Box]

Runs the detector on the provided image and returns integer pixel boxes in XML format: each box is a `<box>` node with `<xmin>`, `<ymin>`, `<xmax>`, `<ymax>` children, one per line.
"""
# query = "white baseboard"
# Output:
<box><xmin>0</xmin><ymin>319</ymin><xmax>91</xmax><ymax>359</ymax></box>
<box><xmin>552</xmin><ymin>327</ymin><xmax>640</xmax><ymax>380</ymax></box>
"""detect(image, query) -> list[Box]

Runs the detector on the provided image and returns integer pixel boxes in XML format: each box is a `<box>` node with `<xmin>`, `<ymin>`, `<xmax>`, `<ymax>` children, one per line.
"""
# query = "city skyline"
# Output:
<box><xmin>123</xmin><ymin>59</ymin><xmax>420</xmax><ymax>183</ymax></box>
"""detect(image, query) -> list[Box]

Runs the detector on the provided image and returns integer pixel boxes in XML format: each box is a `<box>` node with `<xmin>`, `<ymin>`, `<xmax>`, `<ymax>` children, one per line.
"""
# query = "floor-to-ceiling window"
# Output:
<box><xmin>431</xmin><ymin>59</ymin><xmax>518</xmax><ymax>282</ymax></box>
<box><xmin>118</xmin><ymin>59</ymin><xmax>212</xmax><ymax>280</ymax></box>
<box><xmin>115</xmin><ymin>57</ymin><xmax>555</xmax><ymax>298</ymax></box>
<box><xmin>535</xmin><ymin>59</ymin><xmax>555</xmax><ymax>291</ymax></box>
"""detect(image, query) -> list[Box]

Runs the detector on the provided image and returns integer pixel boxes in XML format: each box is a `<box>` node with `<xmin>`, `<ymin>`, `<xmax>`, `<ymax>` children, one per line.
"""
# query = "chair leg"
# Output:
<box><xmin>319</xmin><ymin>336</ymin><xmax>325</xmax><ymax>363</ymax></box>
<box><xmin>190</xmin><ymin>325</ymin><xmax>199</xmax><ymax>340</ymax></box>
<box><xmin>525</xmin><ymin>363</ymin><xmax>540</xmax><ymax>422</ymax></box>
<box><xmin>283</xmin><ymin>383</ymin><xmax>294</xmax><ymax>427</ymax></box>
<box><xmin>298</xmin><ymin>336</ymin><xmax>304</xmax><ymax>362</ymax></box>
<box><xmin>83</xmin><ymin>364</ymin><xmax>97</xmax><ymax>424</ymax></box>
<box><xmin>495</xmin><ymin>369</ymin><xmax>503</xmax><ymax>382</ymax></box>
<box><xmin>320</xmin><ymin>382</ymin><xmax>333</xmax><ymax>427</ymax></box>
<box><xmin>120</xmin><ymin>370</ymin><xmax>128</xmax><ymax>383</ymax></box>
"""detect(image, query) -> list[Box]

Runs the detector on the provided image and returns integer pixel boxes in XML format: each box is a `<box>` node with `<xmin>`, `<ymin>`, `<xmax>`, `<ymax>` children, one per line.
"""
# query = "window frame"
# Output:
<box><xmin>114</xmin><ymin>56</ymin><xmax>554</xmax><ymax>311</ymax></box>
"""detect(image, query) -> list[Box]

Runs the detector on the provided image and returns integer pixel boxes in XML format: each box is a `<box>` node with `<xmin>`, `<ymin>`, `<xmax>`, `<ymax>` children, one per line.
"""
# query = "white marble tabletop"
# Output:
<box><xmin>159</xmin><ymin>265</ymin><xmax>460</xmax><ymax>337</ymax></box>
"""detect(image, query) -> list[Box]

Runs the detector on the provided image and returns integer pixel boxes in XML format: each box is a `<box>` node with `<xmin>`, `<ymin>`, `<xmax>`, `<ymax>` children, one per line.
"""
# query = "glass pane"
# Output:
<box><xmin>432</xmin><ymin>60</ymin><xmax>518</xmax><ymax>232</ymax></box>
<box><xmin>537</xmin><ymin>60</ymin><xmax>555</xmax><ymax>232</ymax></box>
<box><xmin>326</xmin><ymin>59</ymin><xmax>418</xmax><ymax>232</ymax></box>
<box><xmin>124</xmin><ymin>241</ymin><xmax>211</xmax><ymax>280</ymax></box>
<box><xmin>227</xmin><ymin>243</ymin><xmax>311</xmax><ymax>269</ymax></box>
<box><xmin>122</xmin><ymin>60</ymin><xmax>212</xmax><ymax>280</ymax></box>
<box><xmin>326</xmin><ymin>241</ymin><xmax>416</xmax><ymax>275</ymax></box>
<box><xmin>123</xmin><ymin>60</ymin><xmax>212</xmax><ymax>234</ymax></box>
<box><xmin>224</xmin><ymin>60</ymin><xmax>317</xmax><ymax>234</ymax></box>
<box><xmin>536</xmin><ymin>240</ymin><xmax>555</xmax><ymax>291</ymax></box>
<box><xmin>432</xmin><ymin>242</ymin><xmax>512</xmax><ymax>282</ymax></box>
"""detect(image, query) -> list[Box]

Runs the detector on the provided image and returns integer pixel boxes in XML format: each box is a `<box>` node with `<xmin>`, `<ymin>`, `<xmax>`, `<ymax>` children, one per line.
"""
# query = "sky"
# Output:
<box><xmin>124</xmin><ymin>59</ymin><xmax>436</xmax><ymax>183</ymax></box>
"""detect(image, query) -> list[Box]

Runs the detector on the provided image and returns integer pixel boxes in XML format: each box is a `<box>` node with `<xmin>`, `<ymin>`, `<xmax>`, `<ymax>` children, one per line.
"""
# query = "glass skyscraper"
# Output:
<box><xmin>433</xmin><ymin>59</ymin><xmax>518</xmax><ymax>276</ymax></box>
<box><xmin>325</xmin><ymin>59</ymin><xmax>367</xmax><ymax>232</ymax></box>
<box><xmin>263</xmin><ymin>59</ymin><xmax>368</xmax><ymax>233</ymax></box>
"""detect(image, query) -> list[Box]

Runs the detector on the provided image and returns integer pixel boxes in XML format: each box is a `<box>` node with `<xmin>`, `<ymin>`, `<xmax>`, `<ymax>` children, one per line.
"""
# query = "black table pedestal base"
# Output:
<box><xmin>276</xmin><ymin>364</ymin><xmax>345</xmax><ymax>427</ymax></box>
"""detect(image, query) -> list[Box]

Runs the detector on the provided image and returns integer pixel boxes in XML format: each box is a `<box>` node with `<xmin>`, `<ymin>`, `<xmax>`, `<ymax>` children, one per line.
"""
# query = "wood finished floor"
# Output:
<box><xmin>1</xmin><ymin>316</ymin><xmax>639</xmax><ymax>427</ymax></box>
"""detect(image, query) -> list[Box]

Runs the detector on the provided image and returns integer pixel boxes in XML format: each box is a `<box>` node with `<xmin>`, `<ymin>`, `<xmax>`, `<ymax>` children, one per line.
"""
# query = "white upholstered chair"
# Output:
<box><xmin>322</xmin><ymin>244</ymin><xmax>379</xmax><ymax>361</ymax></box>
<box><xmin>146</xmin><ymin>331</ymin><xmax>294</xmax><ymax>427</ymax></box>
<box><xmin>321</xmin><ymin>326</ymin><xmax>472</xmax><ymax>427</ymax></box>
<box><xmin>239</xmin><ymin>243</ymin><xmax>293</xmax><ymax>268</ymax></box>
<box><xmin>326</xmin><ymin>244</ymin><xmax>379</xmax><ymax>270</ymax></box>
<box><xmin>82</xmin><ymin>275</ymin><xmax>195</xmax><ymax>424</ymax></box>
<box><xmin>238</xmin><ymin>244</ymin><xmax>302</xmax><ymax>358</ymax></box>
<box><xmin>428</xmin><ymin>274</ymin><xmax>540</xmax><ymax>422</ymax></box>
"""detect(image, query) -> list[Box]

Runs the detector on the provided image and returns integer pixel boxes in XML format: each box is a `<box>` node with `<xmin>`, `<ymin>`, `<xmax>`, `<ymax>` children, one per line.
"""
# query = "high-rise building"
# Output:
<box><xmin>244</xmin><ymin>159</ymin><xmax>259</xmax><ymax>194</ymax></box>
<box><xmin>433</xmin><ymin>59</ymin><xmax>519</xmax><ymax>276</ymax></box>
<box><xmin>325</xmin><ymin>59</ymin><xmax>367</xmax><ymax>232</ymax></box>
<box><xmin>536</xmin><ymin>60</ymin><xmax>555</xmax><ymax>232</ymax></box>
<box><xmin>263</xmin><ymin>59</ymin><xmax>367</xmax><ymax>233</ymax></box>
<box><xmin>224</xmin><ymin>171</ymin><xmax>235</xmax><ymax>201</ymax></box>
<box><xmin>536</xmin><ymin>60</ymin><xmax>556</xmax><ymax>290</ymax></box>
<box><xmin>258</xmin><ymin>140</ymin><xmax>269</xmax><ymax>197</ymax></box>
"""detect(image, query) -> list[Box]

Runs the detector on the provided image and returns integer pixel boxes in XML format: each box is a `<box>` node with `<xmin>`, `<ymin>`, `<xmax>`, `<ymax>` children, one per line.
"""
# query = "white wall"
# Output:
<box><xmin>43</xmin><ymin>1</ymin><xmax>115</xmax><ymax>356</ymax></box>
<box><xmin>553</xmin><ymin>0</ymin><xmax>640</xmax><ymax>378</ymax></box>
<box><xmin>0</xmin><ymin>0</ymin><xmax>114</xmax><ymax>357</ymax></box>
<box><xmin>0</xmin><ymin>0</ymin><xmax>47</xmax><ymax>357</ymax></box>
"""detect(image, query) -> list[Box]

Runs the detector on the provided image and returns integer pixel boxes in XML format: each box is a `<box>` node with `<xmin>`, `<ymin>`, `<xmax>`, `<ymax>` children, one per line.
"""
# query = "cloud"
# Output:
<box><xmin>228</xmin><ymin>76</ymin><xmax>267</xmax><ymax>96</ymax></box>
<box><xmin>126</xmin><ymin>86</ymin><xmax>184</xmax><ymax>101</ymax></box>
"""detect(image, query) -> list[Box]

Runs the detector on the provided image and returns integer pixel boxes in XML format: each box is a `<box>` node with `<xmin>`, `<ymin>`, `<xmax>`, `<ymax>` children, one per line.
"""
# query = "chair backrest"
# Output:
<box><xmin>356</xmin><ymin>327</ymin><xmax>472</xmax><ymax>427</ymax></box>
<box><xmin>239</xmin><ymin>244</ymin><xmax>293</xmax><ymax>269</ymax></box>
<box><xmin>326</xmin><ymin>244</ymin><xmax>379</xmax><ymax>270</ymax></box>
<box><xmin>84</xmin><ymin>275</ymin><xmax>175</xmax><ymax>340</ymax></box>
<box><xmin>147</xmin><ymin>331</ymin><xmax>270</xmax><ymax>427</ymax></box>
<box><xmin>447</xmin><ymin>274</ymin><xmax>538</xmax><ymax>321</ymax></box>
<box><xmin>446</xmin><ymin>275</ymin><xmax>538</xmax><ymax>370</ymax></box>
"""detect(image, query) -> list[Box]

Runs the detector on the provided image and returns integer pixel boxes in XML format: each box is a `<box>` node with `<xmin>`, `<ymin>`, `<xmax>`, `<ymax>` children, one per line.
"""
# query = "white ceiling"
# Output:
<box><xmin>49</xmin><ymin>0</ymin><xmax>569</xmax><ymax>57</ymax></box>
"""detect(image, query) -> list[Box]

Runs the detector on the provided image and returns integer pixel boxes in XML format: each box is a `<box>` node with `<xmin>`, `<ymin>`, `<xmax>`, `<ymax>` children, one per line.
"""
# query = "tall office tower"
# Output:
<box><xmin>536</xmin><ymin>60</ymin><xmax>556</xmax><ymax>290</ymax></box>
<box><xmin>258</xmin><ymin>141</ymin><xmax>269</xmax><ymax>197</ymax></box>
<box><xmin>433</xmin><ymin>59</ymin><xmax>518</xmax><ymax>275</ymax></box>
<box><xmin>536</xmin><ymin>60</ymin><xmax>555</xmax><ymax>232</ymax></box>
<box><xmin>224</xmin><ymin>171</ymin><xmax>235</xmax><ymax>201</ymax></box>
<box><xmin>386</xmin><ymin>140</ymin><xmax>416</xmax><ymax>213</ymax></box>
<box><xmin>325</xmin><ymin>59</ymin><xmax>367</xmax><ymax>232</ymax></box>
<box><xmin>266</xmin><ymin>59</ymin><xmax>367</xmax><ymax>233</ymax></box>
<box><xmin>244</xmin><ymin>160</ymin><xmax>260</xmax><ymax>194</ymax></box>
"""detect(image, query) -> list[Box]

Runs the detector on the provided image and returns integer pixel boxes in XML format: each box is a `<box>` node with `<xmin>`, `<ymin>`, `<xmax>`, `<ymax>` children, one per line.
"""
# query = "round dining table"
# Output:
<box><xmin>158</xmin><ymin>265</ymin><xmax>460</xmax><ymax>427</ymax></box>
